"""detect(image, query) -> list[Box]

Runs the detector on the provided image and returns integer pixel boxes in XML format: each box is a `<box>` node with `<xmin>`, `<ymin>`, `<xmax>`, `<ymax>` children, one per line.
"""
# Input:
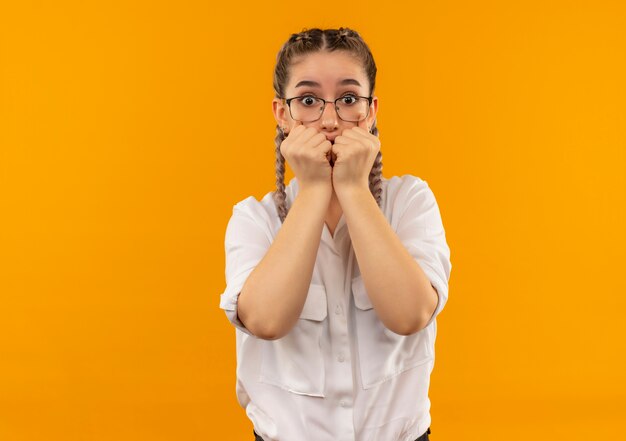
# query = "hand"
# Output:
<box><xmin>330</xmin><ymin>118</ymin><xmax>380</xmax><ymax>193</ymax></box>
<box><xmin>280</xmin><ymin>120</ymin><xmax>333</xmax><ymax>194</ymax></box>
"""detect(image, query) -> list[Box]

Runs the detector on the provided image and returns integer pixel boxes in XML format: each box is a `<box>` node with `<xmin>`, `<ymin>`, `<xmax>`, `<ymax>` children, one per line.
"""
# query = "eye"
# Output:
<box><xmin>297</xmin><ymin>95</ymin><xmax>320</xmax><ymax>107</ymax></box>
<box><xmin>340</xmin><ymin>93</ymin><xmax>358</xmax><ymax>105</ymax></box>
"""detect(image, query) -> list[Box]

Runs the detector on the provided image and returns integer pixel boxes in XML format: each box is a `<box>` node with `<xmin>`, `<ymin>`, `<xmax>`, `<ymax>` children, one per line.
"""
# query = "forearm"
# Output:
<box><xmin>337</xmin><ymin>186</ymin><xmax>438</xmax><ymax>335</ymax></box>
<box><xmin>238</xmin><ymin>185</ymin><xmax>331</xmax><ymax>340</ymax></box>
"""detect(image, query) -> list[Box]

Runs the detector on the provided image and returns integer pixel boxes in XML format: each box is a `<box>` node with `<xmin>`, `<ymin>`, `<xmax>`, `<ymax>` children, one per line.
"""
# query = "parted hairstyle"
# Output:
<box><xmin>272</xmin><ymin>27</ymin><xmax>383</xmax><ymax>223</ymax></box>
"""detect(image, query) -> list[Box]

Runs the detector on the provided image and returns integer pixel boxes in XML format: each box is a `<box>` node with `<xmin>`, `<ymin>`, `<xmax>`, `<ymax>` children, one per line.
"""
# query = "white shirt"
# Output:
<box><xmin>219</xmin><ymin>174</ymin><xmax>452</xmax><ymax>441</ymax></box>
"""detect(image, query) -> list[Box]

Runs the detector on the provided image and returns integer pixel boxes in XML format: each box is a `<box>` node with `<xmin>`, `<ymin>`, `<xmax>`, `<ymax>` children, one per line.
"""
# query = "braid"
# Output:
<box><xmin>273</xmin><ymin>125</ymin><xmax>288</xmax><ymax>223</ymax></box>
<box><xmin>290</xmin><ymin>29</ymin><xmax>315</xmax><ymax>45</ymax></box>
<box><xmin>368</xmin><ymin>120</ymin><xmax>383</xmax><ymax>208</ymax></box>
<box><xmin>337</xmin><ymin>27</ymin><xmax>353</xmax><ymax>40</ymax></box>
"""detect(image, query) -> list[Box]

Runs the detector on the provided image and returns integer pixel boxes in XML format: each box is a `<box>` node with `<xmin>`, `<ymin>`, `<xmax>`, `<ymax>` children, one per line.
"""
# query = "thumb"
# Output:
<box><xmin>291</xmin><ymin>119</ymin><xmax>304</xmax><ymax>133</ymax></box>
<box><xmin>358</xmin><ymin>116</ymin><xmax>370</xmax><ymax>133</ymax></box>
<box><xmin>284</xmin><ymin>120</ymin><xmax>302</xmax><ymax>136</ymax></box>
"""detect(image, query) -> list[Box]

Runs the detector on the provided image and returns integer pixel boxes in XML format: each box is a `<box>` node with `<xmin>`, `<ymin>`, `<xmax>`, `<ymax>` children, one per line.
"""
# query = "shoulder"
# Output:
<box><xmin>383</xmin><ymin>173</ymin><xmax>434</xmax><ymax>209</ymax></box>
<box><xmin>227</xmin><ymin>185</ymin><xmax>288</xmax><ymax>238</ymax></box>
<box><xmin>232</xmin><ymin>195</ymin><xmax>271</xmax><ymax>220</ymax></box>
<box><xmin>381</xmin><ymin>174</ymin><xmax>445</xmax><ymax>232</ymax></box>
<box><xmin>230</xmin><ymin>176</ymin><xmax>299</xmax><ymax>223</ymax></box>
<box><xmin>384</xmin><ymin>173</ymin><xmax>428</xmax><ymax>191</ymax></box>
<box><xmin>230</xmin><ymin>195</ymin><xmax>272</xmax><ymax>226</ymax></box>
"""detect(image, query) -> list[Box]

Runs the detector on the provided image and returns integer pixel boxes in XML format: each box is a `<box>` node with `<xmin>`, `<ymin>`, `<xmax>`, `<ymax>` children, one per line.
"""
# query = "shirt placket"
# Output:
<box><xmin>321</xmin><ymin>225</ymin><xmax>357</xmax><ymax>441</ymax></box>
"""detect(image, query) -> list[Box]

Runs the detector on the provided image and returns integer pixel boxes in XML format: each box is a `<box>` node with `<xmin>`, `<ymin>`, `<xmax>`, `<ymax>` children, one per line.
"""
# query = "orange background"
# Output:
<box><xmin>1</xmin><ymin>1</ymin><xmax>625</xmax><ymax>440</ymax></box>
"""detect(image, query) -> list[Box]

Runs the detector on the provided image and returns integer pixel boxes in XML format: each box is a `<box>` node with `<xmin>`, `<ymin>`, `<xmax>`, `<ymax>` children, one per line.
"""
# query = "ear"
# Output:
<box><xmin>272</xmin><ymin>98</ymin><xmax>290</xmax><ymax>129</ymax></box>
<box><xmin>366</xmin><ymin>96</ymin><xmax>378</xmax><ymax>131</ymax></box>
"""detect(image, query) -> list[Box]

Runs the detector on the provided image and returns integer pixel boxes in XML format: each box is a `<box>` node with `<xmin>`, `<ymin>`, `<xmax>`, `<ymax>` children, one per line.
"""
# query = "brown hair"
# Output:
<box><xmin>272</xmin><ymin>27</ymin><xmax>383</xmax><ymax>223</ymax></box>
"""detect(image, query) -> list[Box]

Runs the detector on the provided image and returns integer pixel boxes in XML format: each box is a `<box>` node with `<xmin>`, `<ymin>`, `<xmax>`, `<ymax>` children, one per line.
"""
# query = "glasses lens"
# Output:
<box><xmin>290</xmin><ymin>96</ymin><xmax>370</xmax><ymax>122</ymax></box>
<box><xmin>290</xmin><ymin>96</ymin><xmax>324</xmax><ymax>122</ymax></box>
<box><xmin>336</xmin><ymin>96</ymin><xmax>369</xmax><ymax>122</ymax></box>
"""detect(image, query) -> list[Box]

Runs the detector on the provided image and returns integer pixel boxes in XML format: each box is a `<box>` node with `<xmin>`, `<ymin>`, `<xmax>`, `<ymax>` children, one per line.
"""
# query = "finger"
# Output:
<box><xmin>320</xmin><ymin>139</ymin><xmax>333</xmax><ymax>161</ymax></box>
<box><xmin>354</xmin><ymin>116</ymin><xmax>372</xmax><ymax>135</ymax></box>
<box><xmin>286</xmin><ymin>119</ymin><xmax>304</xmax><ymax>134</ymax></box>
<box><xmin>289</xmin><ymin>120</ymin><xmax>308</xmax><ymax>139</ymax></box>
<box><xmin>312</xmin><ymin>134</ymin><xmax>332</xmax><ymax>153</ymax></box>
<box><xmin>332</xmin><ymin>135</ymin><xmax>348</xmax><ymax>145</ymax></box>
<box><xmin>341</xmin><ymin>128</ymin><xmax>364</xmax><ymax>140</ymax></box>
<box><xmin>358</xmin><ymin>117</ymin><xmax>369</xmax><ymax>132</ymax></box>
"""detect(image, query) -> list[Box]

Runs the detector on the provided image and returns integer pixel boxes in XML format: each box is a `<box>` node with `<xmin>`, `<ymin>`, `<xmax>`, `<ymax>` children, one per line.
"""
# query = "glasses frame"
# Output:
<box><xmin>282</xmin><ymin>94</ymin><xmax>373</xmax><ymax>122</ymax></box>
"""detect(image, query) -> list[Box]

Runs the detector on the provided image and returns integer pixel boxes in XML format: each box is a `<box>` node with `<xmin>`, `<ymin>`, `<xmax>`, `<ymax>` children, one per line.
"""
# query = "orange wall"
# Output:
<box><xmin>1</xmin><ymin>1</ymin><xmax>624</xmax><ymax>440</ymax></box>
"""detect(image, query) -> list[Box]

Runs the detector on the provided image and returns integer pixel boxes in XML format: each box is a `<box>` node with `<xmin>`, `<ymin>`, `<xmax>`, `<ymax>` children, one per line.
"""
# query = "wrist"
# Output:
<box><xmin>299</xmin><ymin>182</ymin><xmax>333</xmax><ymax>200</ymax></box>
<box><xmin>333</xmin><ymin>181</ymin><xmax>370</xmax><ymax>195</ymax></box>
<box><xmin>334</xmin><ymin>182</ymin><xmax>370</xmax><ymax>200</ymax></box>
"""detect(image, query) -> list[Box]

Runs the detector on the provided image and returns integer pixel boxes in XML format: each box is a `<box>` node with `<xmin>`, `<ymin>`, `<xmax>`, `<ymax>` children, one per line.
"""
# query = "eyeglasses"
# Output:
<box><xmin>282</xmin><ymin>94</ymin><xmax>373</xmax><ymax>123</ymax></box>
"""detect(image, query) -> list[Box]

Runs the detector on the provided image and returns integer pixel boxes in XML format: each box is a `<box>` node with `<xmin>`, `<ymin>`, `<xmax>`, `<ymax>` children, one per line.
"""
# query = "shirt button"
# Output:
<box><xmin>338</xmin><ymin>354</ymin><xmax>345</xmax><ymax>362</ymax></box>
<box><xmin>335</xmin><ymin>304</ymin><xmax>342</xmax><ymax>315</ymax></box>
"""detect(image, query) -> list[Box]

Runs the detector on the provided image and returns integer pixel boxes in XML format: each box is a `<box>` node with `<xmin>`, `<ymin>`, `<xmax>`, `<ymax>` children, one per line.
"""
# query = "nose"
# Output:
<box><xmin>319</xmin><ymin>101</ymin><xmax>340</xmax><ymax>129</ymax></box>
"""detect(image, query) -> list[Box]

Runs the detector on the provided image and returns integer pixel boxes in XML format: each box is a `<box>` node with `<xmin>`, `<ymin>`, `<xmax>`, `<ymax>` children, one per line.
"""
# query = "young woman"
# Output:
<box><xmin>219</xmin><ymin>27</ymin><xmax>452</xmax><ymax>441</ymax></box>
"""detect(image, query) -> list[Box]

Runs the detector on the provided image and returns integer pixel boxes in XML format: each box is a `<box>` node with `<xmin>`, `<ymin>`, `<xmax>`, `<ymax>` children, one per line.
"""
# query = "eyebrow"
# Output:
<box><xmin>295</xmin><ymin>79</ymin><xmax>362</xmax><ymax>88</ymax></box>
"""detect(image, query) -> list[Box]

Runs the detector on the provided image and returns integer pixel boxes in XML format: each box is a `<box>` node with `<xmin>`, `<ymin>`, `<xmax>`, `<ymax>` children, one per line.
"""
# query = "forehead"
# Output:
<box><xmin>288</xmin><ymin>51</ymin><xmax>366</xmax><ymax>90</ymax></box>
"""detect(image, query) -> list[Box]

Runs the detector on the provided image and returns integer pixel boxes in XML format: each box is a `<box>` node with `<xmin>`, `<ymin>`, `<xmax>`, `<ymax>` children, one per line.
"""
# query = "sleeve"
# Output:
<box><xmin>219</xmin><ymin>202</ymin><xmax>273</xmax><ymax>336</ymax></box>
<box><xmin>394</xmin><ymin>176</ymin><xmax>452</xmax><ymax>329</ymax></box>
